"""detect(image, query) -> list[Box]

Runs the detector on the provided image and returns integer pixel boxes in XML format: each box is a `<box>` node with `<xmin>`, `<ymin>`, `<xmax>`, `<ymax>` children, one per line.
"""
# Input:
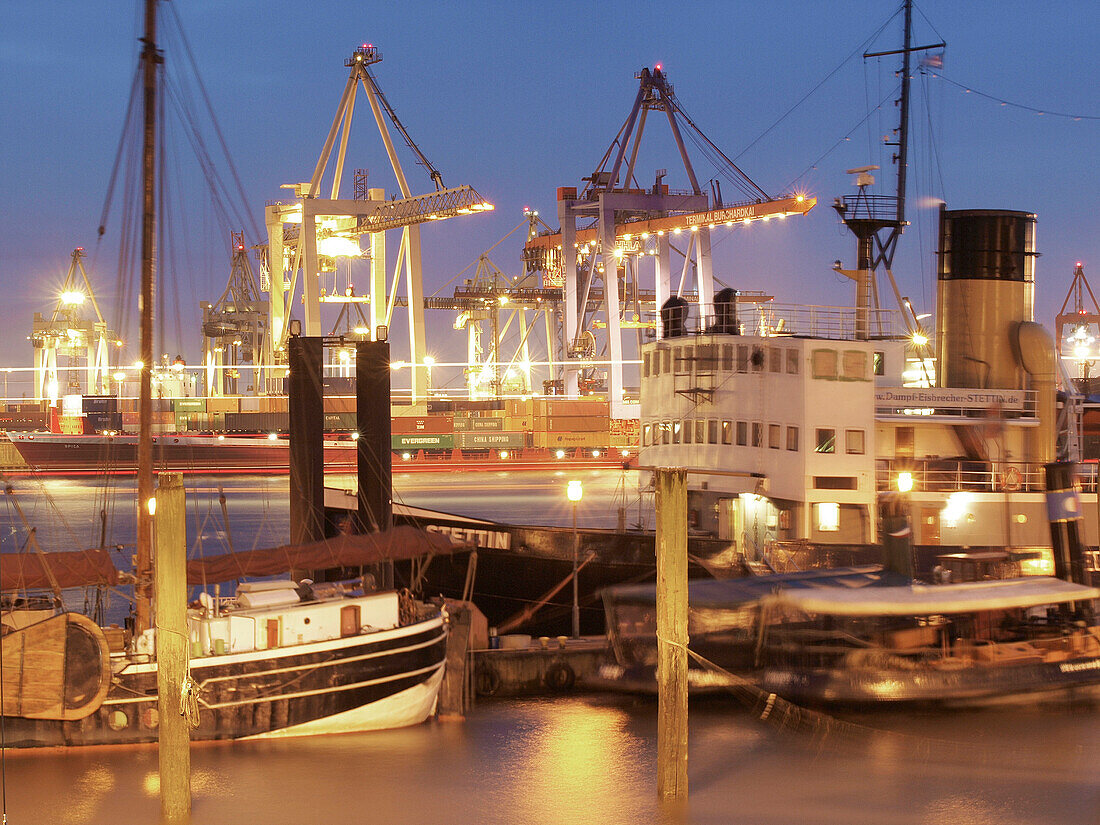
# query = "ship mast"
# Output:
<box><xmin>135</xmin><ymin>0</ymin><xmax>161</xmax><ymax>636</ymax></box>
<box><xmin>832</xmin><ymin>0</ymin><xmax>944</xmax><ymax>336</ymax></box>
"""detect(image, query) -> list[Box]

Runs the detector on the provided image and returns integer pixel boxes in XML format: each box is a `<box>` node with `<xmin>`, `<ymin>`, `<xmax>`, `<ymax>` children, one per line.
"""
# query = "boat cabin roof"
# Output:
<box><xmin>761</xmin><ymin>576</ymin><xmax>1100</xmax><ymax>617</ymax></box>
<box><xmin>603</xmin><ymin>565</ymin><xmax>906</xmax><ymax>609</ymax></box>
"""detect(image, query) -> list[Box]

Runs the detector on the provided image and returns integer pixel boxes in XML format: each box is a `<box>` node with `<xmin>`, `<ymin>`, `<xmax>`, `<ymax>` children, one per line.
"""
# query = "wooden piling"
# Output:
<box><xmin>155</xmin><ymin>472</ymin><xmax>191</xmax><ymax>823</ymax></box>
<box><xmin>655</xmin><ymin>468</ymin><xmax>688</xmax><ymax>800</ymax></box>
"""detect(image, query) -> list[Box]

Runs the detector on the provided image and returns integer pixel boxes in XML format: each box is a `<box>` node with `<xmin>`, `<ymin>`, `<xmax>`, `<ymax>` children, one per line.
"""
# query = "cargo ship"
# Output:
<box><xmin>2</xmin><ymin>395</ymin><xmax>639</xmax><ymax>474</ymax></box>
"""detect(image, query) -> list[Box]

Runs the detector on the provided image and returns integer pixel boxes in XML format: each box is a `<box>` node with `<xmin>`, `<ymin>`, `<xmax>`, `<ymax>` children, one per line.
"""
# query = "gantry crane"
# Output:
<box><xmin>524</xmin><ymin>65</ymin><xmax>815</xmax><ymax>414</ymax></box>
<box><xmin>264</xmin><ymin>44</ymin><xmax>492</xmax><ymax>400</ymax></box>
<box><xmin>201</xmin><ymin>232</ymin><xmax>269</xmax><ymax>396</ymax></box>
<box><xmin>1056</xmin><ymin>262</ymin><xmax>1100</xmax><ymax>392</ymax></box>
<box><xmin>31</xmin><ymin>248</ymin><xmax>118</xmax><ymax>402</ymax></box>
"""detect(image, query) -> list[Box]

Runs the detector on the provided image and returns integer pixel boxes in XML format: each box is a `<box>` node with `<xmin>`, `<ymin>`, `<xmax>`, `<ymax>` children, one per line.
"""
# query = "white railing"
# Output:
<box><xmin>876</xmin><ymin>458</ymin><xmax>1100</xmax><ymax>494</ymax></box>
<box><xmin>652</xmin><ymin>302</ymin><xmax>908</xmax><ymax>341</ymax></box>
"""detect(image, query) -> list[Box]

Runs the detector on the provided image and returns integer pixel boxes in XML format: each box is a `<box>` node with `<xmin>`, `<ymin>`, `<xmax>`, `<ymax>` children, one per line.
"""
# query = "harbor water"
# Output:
<box><xmin>4</xmin><ymin>695</ymin><xmax>1099</xmax><ymax>824</ymax></box>
<box><xmin>1</xmin><ymin>471</ymin><xmax>1099</xmax><ymax>823</ymax></box>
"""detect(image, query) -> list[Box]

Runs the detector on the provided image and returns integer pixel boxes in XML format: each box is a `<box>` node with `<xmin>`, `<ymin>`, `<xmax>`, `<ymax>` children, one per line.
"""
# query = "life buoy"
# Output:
<box><xmin>1001</xmin><ymin>466</ymin><xmax>1022</xmax><ymax>492</ymax></box>
<box><xmin>474</xmin><ymin>664</ymin><xmax>502</xmax><ymax>696</ymax></box>
<box><xmin>543</xmin><ymin>662</ymin><xmax>576</xmax><ymax>692</ymax></box>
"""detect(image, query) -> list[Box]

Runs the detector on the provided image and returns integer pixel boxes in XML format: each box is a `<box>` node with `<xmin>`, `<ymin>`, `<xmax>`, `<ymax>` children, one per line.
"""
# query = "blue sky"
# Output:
<box><xmin>1</xmin><ymin>1</ymin><xmax>1097</xmax><ymax>393</ymax></box>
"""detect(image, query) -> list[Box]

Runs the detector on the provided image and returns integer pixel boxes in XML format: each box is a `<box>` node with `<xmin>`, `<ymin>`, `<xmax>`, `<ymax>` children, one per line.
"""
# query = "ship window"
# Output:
<box><xmin>721</xmin><ymin>420</ymin><xmax>732</xmax><ymax>445</ymax></box>
<box><xmin>643</xmin><ymin>351</ymin><xmax>651</xmax><ymax>378</ymax></box>
<box><xmin>769</xmin><ymin>423</ymin><xmax>781</xmax><ymax>449</ymax></box>
<box><xmin>737</xmin><ymin>344</ymin><xmax>749</xmax><ymax>373</ymax></box>
<box><xmin>672</xmin><ymin>421</ymin><xmax>682</xmax><ymax>444</ymax></box>
<box><xmin>786</xmin><ymin>349</ymin><xmax>799</xmax><ymax>374</ymax></box>
<box><xmin>815</xmin><ymin>428</ymin><xmax>836</xmax><ymax>454</ymax></box>
<box><xmin>895</xmin><ymin>426</ymin><xmax>914</xmax><ymax>459</ymax></box>
<box><xmin>812</xmin><ymin>349</ymin><xmax>837</xmax><ymax>379</ymax></box>
<box><xmin>683</xmin><ymin>420</ymin><xmax>692</xmax><ymax>443</ymax></box>
<box><xmin>736</xmin><ymin>421</ymin><xmax>748</xmax><ymax>446</ymax></box>
<box><xmin>842</xmin><ymin>350</ymin><xmax>868</xmax><ymax>381</ymax></box>
<box><xmin>708</xmin><ymin>419</ymin><xmax>719</xmax><ymax>444</ymax></box>
<box><xmin>695</xmin><ymin>420</ymin><xmax>706</xmax><ymax>443</ymax></box>
<box><xmin>642</xmin><ymin>423</ymin><xmax>651</xmax><ymax>447</ymax></box>
<box><xmin>816</xmin><ymin>502</ymin><xmax>841</xmax><ymax>532</ymax></box>
<box><xmin>751</xmin><ymin>347</ymin><xmax>765</xmax><ymax>372</ymax></box>
<box><xmin>675</xmin><ymin>347</ymin><xmax>688</xmax><ymax>375</ymax></box>
<box><xmin>696</xmin><ymin>344</ymin><xmax>717</xmax><ymax>372</ymax></box>
<box><xmin>787</xmin><ymin>425</ymin><xmax>799</xmax><ymax>451</ymax></box>
<box><xmin>846</xmin><ymin>429</ymin><xmax>866</xmax><ymax>455</ymax></box>
<box><xmin>662</xmin><ymin>348</ymin><xmax>672</xmax><ymax>373</ymax></box>
<box><xmin>721</xmin><ymin>344</ymin><xmax>734</xmax><ymax>371</ymax></box>
<box><xmin>752</xmin><ymin>422</ymin><xmax>763</xmax><ymax>447</ymax></box>
<box><xmin>874</xmin><ymin>351</ymin><xmax>885</xmax><ymax>376</ymax></box>
<box><xmin>769</xmin><ymin>347</ymin><xmax>782</xmax><ymax>373</ymax></box>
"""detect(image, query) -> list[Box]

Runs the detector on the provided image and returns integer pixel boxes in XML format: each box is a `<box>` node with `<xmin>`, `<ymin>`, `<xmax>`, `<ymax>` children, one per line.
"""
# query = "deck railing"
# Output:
<box><xmin>876</xmin><ymin>458</ymin><xmax>1100</xmax><ymax>494</ymax></box>
<box><xmin>652</xmin><ymin>302</ymin><xmax>907</xmax><ymax>341</ymax></box>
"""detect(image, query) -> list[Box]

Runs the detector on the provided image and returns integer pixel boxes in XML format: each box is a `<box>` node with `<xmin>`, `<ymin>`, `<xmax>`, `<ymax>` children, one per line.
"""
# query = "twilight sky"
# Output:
<box><xmin>1</xmin><ymin>1</ymin><xmax>1097</xmax><ymax>396</ymax></box>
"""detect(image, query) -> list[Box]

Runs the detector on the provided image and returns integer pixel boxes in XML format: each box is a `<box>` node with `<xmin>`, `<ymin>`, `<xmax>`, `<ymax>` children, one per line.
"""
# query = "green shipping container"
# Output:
<box><xmin>172</xmin><ymin>398</ymin><xmax>207</xmax><ymax>412</ymax></box>
<box><xmin>391</xmin><ymin>433</ymin><xmax>455</xmax><ymax>450</ymax></box>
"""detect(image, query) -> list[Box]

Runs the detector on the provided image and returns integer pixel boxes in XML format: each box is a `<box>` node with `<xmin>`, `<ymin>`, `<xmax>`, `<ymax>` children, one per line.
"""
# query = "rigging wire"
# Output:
<box><xmin>784</xmin><ymin>84</ymin><xmax>901</xmax><ymax>190</ymax></box>
<box><xmin>927</xmin><ymin>71</ymin><xmax>1100</xmax><ymax>121</ymax></box>
<box><xmin>732</xmin><ymin>6</ymin><xmax>901</xmax><ymax>164</ymax></box>
<box><xmin>163</xmin><ymin>3</ymin><xmax>262</xmax><ymax>242</ymax></box>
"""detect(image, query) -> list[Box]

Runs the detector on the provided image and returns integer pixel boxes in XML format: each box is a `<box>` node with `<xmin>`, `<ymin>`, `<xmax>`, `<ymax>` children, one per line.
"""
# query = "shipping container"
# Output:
<box><xmin>0</xmin><ymin>412</ymin><xmax>49</xmax><ymax>431</ymax></box>
<box><xmin>426</xmin><ymin>400</ymin><xmax>455</xmax><ymax>414</ymax></box>
<box><xmin>391</xmin><ymin>403</ymin><xmax>428</xmax><ymax>418</ymax></box>
<box><xmin>542</xmin><ymin>415</ymin><xmax>610</xmax><ymax>433</ymax></box>
<box><xmin>323</xmin><ymin>376</ymin><xmax>356</xmax><ymax>395</ymax></box>
<box><xmin>83</xmin><ymin>395</ymin><xmax>119</xmax><ymax>413</ymax></box>
<box><xmin>224</xmin><ymin>412</ymin><xmax>289</xmax><ymax>433</ymax></box>
<box><xmin>534</xmin><ymin>430</ymin><xmax>608</xmax><ymax>449</ymax></box>
<box><xmin>324</xmin><ymin>412</ymin><xmax>357</xmax><ymax>431</ymax></box>
<box><xmin>390</xmin><ymin>416</ymin><xmax>453</xmax><ymax>434</ymax></box>
<box><xmin>469</xmin><ymin>417</ymin><xmax>503</xmax><ymax>431</ymax></box>
<box><xmin>86</xmin><ymin>412</ymin><xmax>123</xmax><ymax>433</ymax></box>
<box><xmin>455</xmin><ymin>431</ymin><xmax>526</xmax><ymax>450</ymax></box>
<box><xmin>322</xmin><ymin>396</ymin><xmax>355</xmax><ymax>414</ymax></box>
<box><xmin>59</xmin><ymin>415</ymin><xmax>86</xmax><ymax>435</ymax></box>
<box><xmin>171</xmin><ymin>398</ymin><xmax>205</xmax><ymax>412</ymax></box>
<box><xmin>504</xmin><ymin>416</ymin><xmax>533</xmax><ymax>431</ymax></box>
<box><xmin>205</xmin><ymin>397</ymin><xmax>240</xmax><ymax>414</ymax></box>
<box><xmin>534</xmin><ymin>399</ymin><xmax>610</xmax><ymax>418</ymax></box>
<box><xmin>260</xmin><ymin>396</ymin><xmax>289</xmax><ymax>414</ymax></box>
<box><xmin>391</xmin><ymin>433</ymin><xmax>454</xmax><ymax>451</ymax></box>
<box><xmin>239</xmin><ymin>396</ymin><xmax>261</xmax><ymax>412</ymax></box>
<box><xmin>506</xmin><ymin>399</ymin><xmax>533</xmax><ymax>417</ymax></box>
<box><xmin>452</xmin><ymin>399</ymin><xmax>504</xmax><ymax>412</ymax></box>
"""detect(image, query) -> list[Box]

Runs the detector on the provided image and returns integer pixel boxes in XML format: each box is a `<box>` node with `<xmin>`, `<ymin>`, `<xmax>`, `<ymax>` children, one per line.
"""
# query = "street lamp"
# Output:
<box><xmin>567</xmin><ymin>479</ymin><xmax>583</xmax><ymax>638</ymax></box>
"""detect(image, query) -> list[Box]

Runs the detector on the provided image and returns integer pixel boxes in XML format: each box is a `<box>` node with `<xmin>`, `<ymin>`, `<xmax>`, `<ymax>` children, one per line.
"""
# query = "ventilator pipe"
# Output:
<box><xmin>1012</xmin><ymin>321</ymin><xmax>1056</xmax><ymax>466</ymax></box>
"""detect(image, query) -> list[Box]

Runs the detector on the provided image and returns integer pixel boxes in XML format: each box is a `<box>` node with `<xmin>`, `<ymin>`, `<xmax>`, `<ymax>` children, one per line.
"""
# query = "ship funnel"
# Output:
<box><xmin>936</xmin><ymin>208</ymin><xmax>1037</xmax><ymax>389</ymax></box>
<box><xmin>661</xmin><ymin>296</ymin><xmax>689</xmax><ymax>339</ymax></box>
<box><xmin>712</xmin><ymin>288</ymin><xmax>739</xmax><ymax>335</ymax></box>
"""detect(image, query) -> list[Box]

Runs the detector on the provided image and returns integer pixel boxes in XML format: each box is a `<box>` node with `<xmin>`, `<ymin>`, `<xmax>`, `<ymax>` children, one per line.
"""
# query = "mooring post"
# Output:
<box><xmin>655</xmin><ymin>467</ymin><xmax>688</xmax><ymax>799</ymax></box>
<box><xmin>155</xmin><ymin>472</ymin><xmax>191</xmax><ymax>823</ymax></box>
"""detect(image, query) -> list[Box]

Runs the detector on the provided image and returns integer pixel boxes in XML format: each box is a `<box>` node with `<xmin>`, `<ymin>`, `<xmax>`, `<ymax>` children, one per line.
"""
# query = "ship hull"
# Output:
<box><xmin>1</xmin><ymin>615</ymin><xmax>447</xmax><ymax>748</ymax></box>
<box><xmin>5</xmin><ymin>433</ymin><xmax>628</xmax><ymax>475</ymax></box>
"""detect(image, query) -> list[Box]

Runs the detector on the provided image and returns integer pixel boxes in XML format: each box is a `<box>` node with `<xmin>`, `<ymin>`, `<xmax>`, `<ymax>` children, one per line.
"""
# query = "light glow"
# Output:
<box><xmin>567</xmin><ymin>480</ymin><xmax>583</xmax><ymax>503</ymax></box>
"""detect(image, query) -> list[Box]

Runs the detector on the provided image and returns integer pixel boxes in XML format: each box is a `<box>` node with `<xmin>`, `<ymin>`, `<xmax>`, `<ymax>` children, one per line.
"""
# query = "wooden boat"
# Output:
<box><xmin>0</xmin><ymin>526</ymin><xmax>459</xmax><ymax>747</ymax></box>
<box><xmin>602</xmin><ymin>568</ymin><xmax>1100</xmax><ymax>705</ymax></box>
<box><xmin>752</xmin><ymin>576</ymin><xmax>1100</xmax><ymax>706</ymax></box>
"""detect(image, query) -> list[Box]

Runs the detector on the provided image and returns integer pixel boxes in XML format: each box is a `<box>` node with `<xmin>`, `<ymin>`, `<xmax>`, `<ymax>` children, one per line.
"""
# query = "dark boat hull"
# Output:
<box><xmin>1</xmin><ymin>615</ymin><xmax>446</xmax><ymax>747</ymax></box>
<box><xmin>6</xmin><ymin>433</ymin><xmax>628</xmax><ymax>475</ymax></box>
<box><xmin>759</xmin><ymin>655</ymin><xmax>1100</xmax><ymax>707</ymax></box>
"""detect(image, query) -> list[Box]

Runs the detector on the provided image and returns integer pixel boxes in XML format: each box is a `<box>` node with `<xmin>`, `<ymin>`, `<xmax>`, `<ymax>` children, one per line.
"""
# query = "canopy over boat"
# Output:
<box><xmin>186</xmin><ymin>525</ymin><xmax>467</xmax><ymax>584</ymax></box>
<box><xmin>1</xmin><ymin>549</ymin><xmax>119</xmax><ymax>591</ymax></box>
<box><xmin>761</xmin><ymin>576</ymin><xmax>1100</xmax><ymax>616</ymax></box>
<box><xmin>603</xmin><ymin>565</ymin><xmax>906</xmax><ymax>610</ymax></box>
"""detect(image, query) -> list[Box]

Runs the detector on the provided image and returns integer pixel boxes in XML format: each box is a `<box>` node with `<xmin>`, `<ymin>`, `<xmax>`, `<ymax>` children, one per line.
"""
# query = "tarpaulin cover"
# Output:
<box><xmin>186</xmin><ymin>525</ymin><xmax>466</xmax><ymax>585</ymax></box>
<box><xmin>1</xmin><ymin>549</ymin><xmax>119</xmax><ymax>591</ymax></box>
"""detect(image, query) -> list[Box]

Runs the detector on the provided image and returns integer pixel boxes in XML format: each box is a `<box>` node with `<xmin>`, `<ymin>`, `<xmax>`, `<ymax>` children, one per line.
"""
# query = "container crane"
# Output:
<box><xmin>31</xmin><ymin>248</ymin><xmax>118</xmax><ymax>402</ymax></box>
<box><xmin>201</xmin><ymin>232</ymin><xmax>269</xmax><ymax>396</ymax></box>
<box><xmin>264</xmin><ymin>44</ymin><xmax>493</xmax><ymax>401</ymax></box>
<box><xmin>524</xmin><ymin>65</ymin><xmax>815</xmax><ymax>414</ymax></box>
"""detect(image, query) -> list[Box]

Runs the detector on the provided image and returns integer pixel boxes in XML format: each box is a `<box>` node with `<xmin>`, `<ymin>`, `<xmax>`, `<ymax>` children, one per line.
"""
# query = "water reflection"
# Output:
<box><xmin>6</xmin><ymin>695</ymin><xmax>1099</xmax><ymax>825</ymax></box>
